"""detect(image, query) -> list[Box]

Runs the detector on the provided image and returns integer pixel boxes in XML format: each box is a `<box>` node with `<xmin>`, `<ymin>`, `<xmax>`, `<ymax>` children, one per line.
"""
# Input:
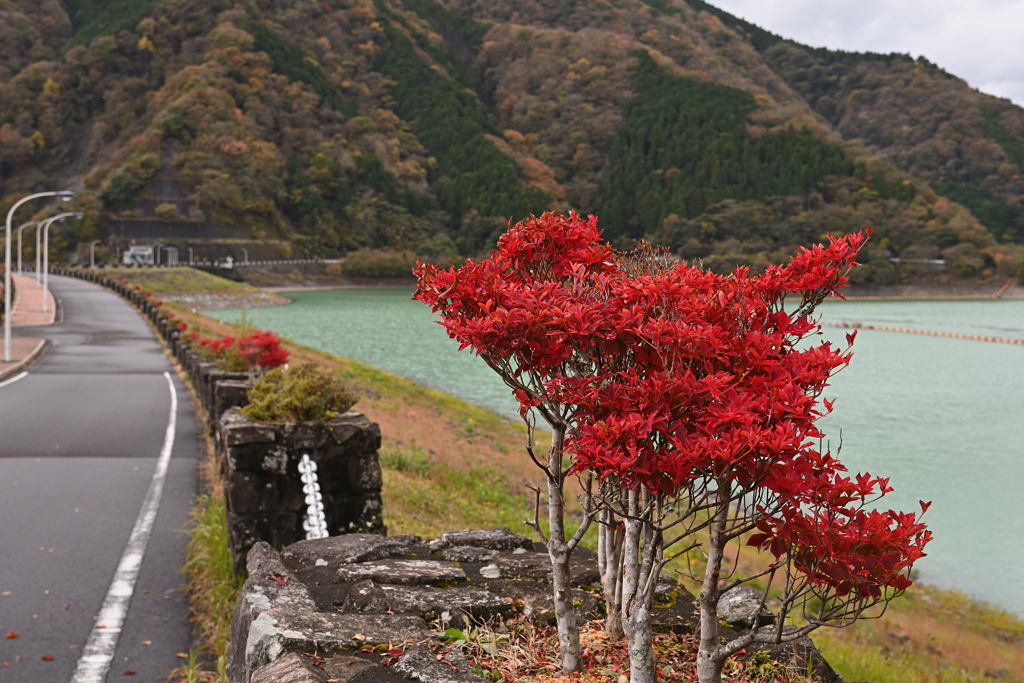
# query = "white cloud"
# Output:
<box><xmin>707</xmin><ymin>0</ymin><xmax>1024</xmax><ymax>106</ymax></box>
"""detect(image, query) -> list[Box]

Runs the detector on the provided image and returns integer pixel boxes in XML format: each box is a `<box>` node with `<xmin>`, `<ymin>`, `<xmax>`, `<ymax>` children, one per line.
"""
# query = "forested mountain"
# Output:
<box><xmin>1</xmin><ymin>0</ymin><xmax>1022</xmax><ymax>284</ymax></box>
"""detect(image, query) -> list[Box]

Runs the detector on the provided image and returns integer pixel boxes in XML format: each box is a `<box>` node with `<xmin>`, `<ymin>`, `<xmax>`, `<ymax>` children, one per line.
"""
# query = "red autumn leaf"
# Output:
<box><xmin>4</xmin><ymin>632</ymin><xmax>16</xmax><ymax>639</ymax></box>
<box><xmin>42</xmin><ymin>655</ymin><xmax>54</xmax><ymax>661</ymax></box>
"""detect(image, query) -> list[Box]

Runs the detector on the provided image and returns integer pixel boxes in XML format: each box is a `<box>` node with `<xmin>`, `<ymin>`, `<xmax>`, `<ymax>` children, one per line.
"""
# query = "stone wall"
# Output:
<box><xmin>219</xmin><ymin>408</ymin><xmax>385</xmax><ymax>574</ymax></box>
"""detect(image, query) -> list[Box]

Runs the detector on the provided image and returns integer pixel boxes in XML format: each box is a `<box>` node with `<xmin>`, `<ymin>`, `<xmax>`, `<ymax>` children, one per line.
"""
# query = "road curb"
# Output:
<box><xmin>0</xmin><ymin>338</ymin><xmax>50</xmax><ymax>381</ymax></box>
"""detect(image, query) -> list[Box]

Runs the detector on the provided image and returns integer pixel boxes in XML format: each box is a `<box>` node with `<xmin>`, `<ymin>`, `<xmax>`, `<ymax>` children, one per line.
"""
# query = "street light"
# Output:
<box><xmin>41</xmin><ymin>212</ymin><xmax>84</xmax><ymax>314</ymax></box>
<box><xmin>89</xmin><ymin>240</ymin><xmax>102</xmax><ymax>269</ymax></box>
<box><xmin>16</xmin><ymin>221</ymin><xmax>38</xmax><ymax>275</ymax></box>
<box><xmin>5</xmin><ymin>190</ymin><xmax>73</xmax><ymax>362</ymax></box>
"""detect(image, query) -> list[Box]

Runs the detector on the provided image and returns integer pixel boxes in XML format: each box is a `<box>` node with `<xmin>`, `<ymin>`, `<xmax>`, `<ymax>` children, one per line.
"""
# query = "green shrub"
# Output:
<box><xmin>340</xmin><ymin>249</ymin><xmax>416</xmax><ymax>278</ymax></box>
<box><xmin>240</xmin><ymin>364</ymin><xmax>357</xmax><ymax>423</ymax></box>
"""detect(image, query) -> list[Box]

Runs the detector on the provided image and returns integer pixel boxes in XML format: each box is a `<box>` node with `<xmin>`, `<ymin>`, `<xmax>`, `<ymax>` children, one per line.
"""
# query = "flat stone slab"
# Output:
<box><xmin>438</xmin><ymin>527</ymin><xmax>533</xmax><ymax>551</ymax></box>
<box><xmin>718</xmin><ymin>587</ymin><xmax>776</xmax><ymax>629</ymax></box>
<box><xmin>282</xmin><ymin>534</ymin><xmax>419</xmax><ymax>569</ymax></box>
<box><xmin>243</xmin><ymin>608</ymin><xmax>434</xmax><ymax>682</ymax></box>
<box><xmin>250</xmin><ymin>652</ymin><xmax>327</xmax><ymax>683</ymax></box>
<box><xmin>392</xmin><ymin>645</ymin><xmax>483</xmax><ymax>683</ymax></box>
<box><xmin>335</xmin><ymin>559</ymin><xmax>466</xmax><ymax>585</ymax></box>
<box><xmin>439</xmin><ymin>545</ymin><xmax>500</xmax><ymax>563</ymax></box>
<box><xmin>483</xmin><ymin>552</ymin><xmax>601</xmax><ymax>586</ymax></box>
<box><xmin>481</xmin><ymin>579</ymin><xmax>602</xmax><ymax>626</ymax></box>
<box><xmin>321</xmin><ymin>654</ymin><xmax>375</xmax><ymax>683</ymax></box>
<box><xmin>342</xmin><ymin>580</ymin><xmax>515</xmax><ymax>622</ymax></box>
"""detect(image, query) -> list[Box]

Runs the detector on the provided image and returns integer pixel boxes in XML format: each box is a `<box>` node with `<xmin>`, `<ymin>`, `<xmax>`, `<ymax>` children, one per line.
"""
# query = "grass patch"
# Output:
<box><xmin>174</xmin><ymin>484</ymin><xmax>241</xmax><ymax>682</ymax></box>
<box><xmin>379</xmin><ymin>439</ymin><xmax>532</xmax><ymax>539</ymax></box>
<box><xmin>105</xmin><ymin>267</ymin><xmax>251</xmax><ymax>296</ymax></box>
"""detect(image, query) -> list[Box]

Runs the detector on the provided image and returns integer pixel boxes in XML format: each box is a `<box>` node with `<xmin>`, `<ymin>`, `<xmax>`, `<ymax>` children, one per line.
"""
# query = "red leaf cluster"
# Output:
<box><xmin>415</xmin><ymin>211</ymin><xmax>930</xmax><ymax>603</ymax></box>
<box><xmin>199</xmin><ymin>332</ymin><xmax>289</xmax><ymax>369</ymax></box>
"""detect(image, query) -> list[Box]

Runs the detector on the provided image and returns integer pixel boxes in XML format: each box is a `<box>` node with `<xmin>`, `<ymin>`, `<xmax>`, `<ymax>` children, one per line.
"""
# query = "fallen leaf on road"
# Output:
<box><xmin>176</xmin><ymin>653</ymin><xmax>188</xmax><ymax>658</ymax></box>
<box><xmin>42</xmin><ymin>655</ymin><xmax>54</xmax><ymax>661</ymax></box>
<box><xmin>141</xmin><ymin>641</ymin><xmax>151</xmax><ymax>646</ymax></box>
<box><xmin>352</xmin><ymin>633</ymin><xmax>365</xmax><ymax>641</ymax></box>
<box><xmin>2</xmin><ymin>661</ymin><xmax>7</xmax><ymax>666</ymax></box>
<box><xmin>162</xmin><ymin>596</ymin><xmax>170</xmax><ymax>600</ymax></box>
<box><xmin>142</xmin><ymin>590</ymin><xmax>148</xmax><ymax>594</ymax></box>
<box><xmin>1</xmin><ymin>591</ymin><xmax>10</xmax><ymax>596</ymax></box>
<box><xmin>123</xmin><ymin>670</ymin><xmax>135</xmax><ymax>675</ymax></box>
<box><xmin>63</xmin><ymin>604</ymin><xmax>69</xmax><ymax>610</ymax></box>
<box><xmin>4</xmin><ymin>633</ymin><xmax>16</xmax><ymax>639</ymax></box>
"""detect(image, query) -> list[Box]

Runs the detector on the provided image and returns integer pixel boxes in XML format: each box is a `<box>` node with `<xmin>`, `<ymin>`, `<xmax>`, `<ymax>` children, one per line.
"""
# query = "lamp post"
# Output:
<box><xmin>89</xmin><ymin>240</ymin><xmax>102</xmax><ymax>269</ymax></box>
<box><xmin>16</xmin><ymin>221</ymin><xmax>37</xmax><ymax>275</ymax></box>
<box><xmin>41</xmin><ymin>212</ymin><xmax>84</xmax><ymax>314</ymax></box>
<box><xmin>5</xmin><ymin>190</ymin><xmax>73</xmax><ymax>362</ymax></box>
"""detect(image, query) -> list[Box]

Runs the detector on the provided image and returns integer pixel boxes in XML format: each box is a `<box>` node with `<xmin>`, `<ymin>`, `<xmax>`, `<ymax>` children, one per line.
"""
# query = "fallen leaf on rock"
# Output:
<box><xmin>4</xmin><ymin>632</ymin><xmax>16</xmax><ymax>639</ymax></box>
<box><xmin>63</xmin><ymin>604</ymin><xmax>69</xmax><ymax>610</ymax></box>
<box><xmin>162</xmin><ymin>596</ymin><xmax>170</xmax><ymax>600</ymax></box>
<box><xmin>123</xmin><ymin>670</ymin><xmax>135</xmax><ymax>675</ymax></box>
<box><xmin>1</xmin><ymin>591</ymin><xmax>10</xmax><ymax>596</ymax></box>
<box><xmin>142</xmin><ymin>590</ymin><xmax>148</xmax><ymax>594</ymax></box>
<box><xmin>141</xmin><ymin>641</ymin><xmax>151</xmax><ymax>646</ymax></box>
<box><xmin>42</xmin><ymin>655</ymin><xmax>54</xmax><ymax>661</ymax></box>
<box><xmin>2</xmin><ymin>661</ymin><xmax>7</xmax><ymax>666</ymax></box>
<box><xmin>352</xmin><ymin>633</ymin><xmax>365</xmax><ymax>641</ymax></box>
<box><xmin>175</xmin><ymin>653</ymin><xmax>187</xmax><ymax>659</ymax></box>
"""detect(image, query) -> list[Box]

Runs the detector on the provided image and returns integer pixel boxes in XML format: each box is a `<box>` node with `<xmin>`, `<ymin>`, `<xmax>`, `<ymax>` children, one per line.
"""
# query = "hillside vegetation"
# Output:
<box><xmin>1</xmin><ymin>0</ymin><xmax>1022</xmax><ymax>284</ymax></box>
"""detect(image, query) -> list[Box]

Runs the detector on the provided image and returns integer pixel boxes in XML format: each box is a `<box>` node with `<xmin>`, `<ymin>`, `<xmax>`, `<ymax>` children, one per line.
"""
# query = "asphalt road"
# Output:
<box><xmin>0</xmin><ymin>275</ymin><xmax>200</xmax><ymax>683</ymax></box>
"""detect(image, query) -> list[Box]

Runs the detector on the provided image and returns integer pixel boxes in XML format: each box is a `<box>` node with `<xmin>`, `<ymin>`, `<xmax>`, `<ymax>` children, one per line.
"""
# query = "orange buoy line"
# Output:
<box><xmin>822</xmin><ymin>321</ymin><xmax>1024</xmax><ymax>345</ymax></box>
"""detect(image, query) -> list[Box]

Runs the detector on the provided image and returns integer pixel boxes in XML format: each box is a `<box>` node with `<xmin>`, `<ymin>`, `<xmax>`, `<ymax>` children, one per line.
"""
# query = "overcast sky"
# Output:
<box><xmin>709</xmin><ymin>0</ymin><xmax>1024</xmax><ymax>108</ymax></box>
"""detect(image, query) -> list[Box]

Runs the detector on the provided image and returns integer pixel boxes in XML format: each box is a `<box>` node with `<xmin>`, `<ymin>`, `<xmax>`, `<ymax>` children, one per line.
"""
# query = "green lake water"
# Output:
<box><xmin>210</xmin><ymin>290</ymin><xmax>1024</xmax><ymax>616</ymax></box>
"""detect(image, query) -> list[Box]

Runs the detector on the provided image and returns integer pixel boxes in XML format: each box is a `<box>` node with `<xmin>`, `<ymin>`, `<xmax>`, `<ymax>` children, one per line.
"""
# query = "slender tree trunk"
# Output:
<box><xmin>598</xmin><ymin>505</ymin><xmax>624</xmax><ymax>639</ymax></box>
<box><xmin>545</xmin><ymin>426</ymin><xmax>583</xmax><ymax>674</ymax></box>
<box><xmin>620</xmin><ymin>490</ymin><xmax>657</xmax><ymax>683</ymax></box>
<box><xmin>696</xmin><ymin>486</ymin><xmax>730</xmax><ymax>683</ymax></box>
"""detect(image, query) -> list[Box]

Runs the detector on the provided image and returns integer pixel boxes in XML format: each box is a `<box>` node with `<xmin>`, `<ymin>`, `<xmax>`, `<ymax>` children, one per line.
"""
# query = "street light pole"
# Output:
<box><xmin>89</xmin><ymin>240</ymin><xmax>101</xmax><ymax>269</ymax></box>
<box><xmin>41</xmin><ymin>212</ymin><xmax>84</xmax><ymax>314</ymax></box>
<box><xmin>16</xmin><ymin>221</ymin><xmax>37</xmax><ymax>275</ymax></box>
<box><xmin>5</xmin><ymin>190</ymin><xmax>73</xmax><ymax>362</ymax></box>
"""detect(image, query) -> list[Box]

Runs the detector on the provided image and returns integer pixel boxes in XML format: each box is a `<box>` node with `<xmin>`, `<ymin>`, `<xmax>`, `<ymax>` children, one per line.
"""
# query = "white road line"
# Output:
<box><xmin>69</xmin><ymin>371</ymin><xmax>178</xmax><ymax>683</ymax></box>
<box><xmin>0</xmin><ymin>371</ymin><xmax>28</xmax><ymax>389</ymax></box>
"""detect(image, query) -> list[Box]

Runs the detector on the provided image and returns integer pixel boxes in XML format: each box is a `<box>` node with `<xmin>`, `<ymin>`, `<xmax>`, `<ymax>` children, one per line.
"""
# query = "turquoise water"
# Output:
<box><xmin>210</xmin><ymin>291</ymin><xmax>1024</xmax><ymax>616</ymax></box>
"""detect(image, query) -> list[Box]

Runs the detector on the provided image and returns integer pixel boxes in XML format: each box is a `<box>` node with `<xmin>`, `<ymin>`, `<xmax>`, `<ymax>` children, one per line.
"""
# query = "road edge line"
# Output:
<box><xmin>0</xmin><ymin>338</ymin><xmax>49</xmax><ymax>382</ymax></box>
<box><xmin>69</xmin><ymin>371</ymin><xmax>179</xmax><ymax>683</ymax></box>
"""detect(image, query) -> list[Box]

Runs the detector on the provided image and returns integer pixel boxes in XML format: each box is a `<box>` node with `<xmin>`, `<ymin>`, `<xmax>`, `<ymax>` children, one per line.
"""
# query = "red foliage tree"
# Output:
<box><xmin>551</xmin><ymin>234</ymin><xmax>931</xmax><ymax>682</ymax></box>
<box><xmin>416</xmin><ymin>213</ymin><xmax>931</xmax><ymax>682</ymax></box>
<box><xmin>415</xmin><ymin>211</ymin><xmax>621</xmax><ymax>673</ymax></box>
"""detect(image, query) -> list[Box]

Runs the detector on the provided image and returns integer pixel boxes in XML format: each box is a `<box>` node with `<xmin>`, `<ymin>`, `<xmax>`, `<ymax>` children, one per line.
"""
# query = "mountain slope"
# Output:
<box><xmin>0</xmin><ymin>0</ymin><xmax>1021</xmax><ymax>285</ymax></box>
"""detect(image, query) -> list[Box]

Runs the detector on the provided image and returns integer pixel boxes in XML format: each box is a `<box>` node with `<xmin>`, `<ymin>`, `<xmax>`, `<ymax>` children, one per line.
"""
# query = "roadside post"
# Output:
<box><xmin>16</xmin><ymin>221</ymin><xmax>37</xmax><ymax>275</ymax></box>
<box><xmin>41</xmin><ymin>212</ymin><xmax>84</xmax><ymax>314</ymax></box>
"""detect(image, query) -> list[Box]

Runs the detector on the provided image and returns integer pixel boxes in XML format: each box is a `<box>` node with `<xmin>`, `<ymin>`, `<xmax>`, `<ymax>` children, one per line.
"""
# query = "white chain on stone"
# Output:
<box><xmin>298</xmin><ymin>454</ymin><xmax>328</xmax><ymax>539</ymax></box>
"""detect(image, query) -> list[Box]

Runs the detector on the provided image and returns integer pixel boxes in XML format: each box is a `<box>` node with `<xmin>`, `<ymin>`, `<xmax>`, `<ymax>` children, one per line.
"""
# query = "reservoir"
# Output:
<box><xmin>210</xmin><ymin>290</ymin><xmax>1024</xmax><ymax>616</ymax></box>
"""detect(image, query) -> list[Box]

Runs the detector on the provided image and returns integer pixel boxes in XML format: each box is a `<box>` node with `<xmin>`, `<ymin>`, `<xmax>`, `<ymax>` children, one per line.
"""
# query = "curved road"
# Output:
<box><xmin>0</xmin><ymin>275</ymin><xmax>199</xmax><ymax>682</ymax></box>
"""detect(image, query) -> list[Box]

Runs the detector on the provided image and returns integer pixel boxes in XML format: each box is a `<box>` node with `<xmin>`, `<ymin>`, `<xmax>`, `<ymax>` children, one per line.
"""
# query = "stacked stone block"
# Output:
<box><xmin>218</xmin><ymin>408</ymin><xmax>385</xmax><ymax>574</ymax></box>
